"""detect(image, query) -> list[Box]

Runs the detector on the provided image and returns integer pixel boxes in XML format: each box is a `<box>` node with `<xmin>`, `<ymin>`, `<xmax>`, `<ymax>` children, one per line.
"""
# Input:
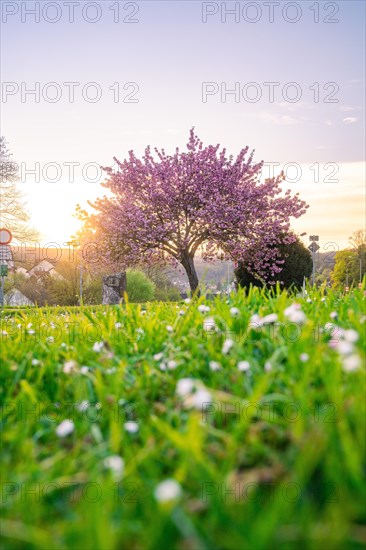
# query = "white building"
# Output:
<box><xmin>5</xmin><ymin>288</ymin><xmax>34</xmax><ymax>306</ymax></box>
<box><xmin>27</xmin><ymin>259</ymin><xmax>64</xmax><ymax>280</ymax></box>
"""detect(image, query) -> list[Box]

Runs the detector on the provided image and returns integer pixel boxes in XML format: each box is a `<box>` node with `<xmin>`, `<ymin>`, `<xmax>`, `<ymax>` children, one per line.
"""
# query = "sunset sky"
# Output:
<box><xmin>1</xmin><ymin>0</ymin><xmax>365</xmax><ymax>251</ymax></box>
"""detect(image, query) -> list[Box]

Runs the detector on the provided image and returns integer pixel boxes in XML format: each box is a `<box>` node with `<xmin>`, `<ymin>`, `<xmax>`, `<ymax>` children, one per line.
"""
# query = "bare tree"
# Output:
<box><xmin>0</xmin><ymin>137</ymin><xmax>39</xmax><ymax>242</ymax></box>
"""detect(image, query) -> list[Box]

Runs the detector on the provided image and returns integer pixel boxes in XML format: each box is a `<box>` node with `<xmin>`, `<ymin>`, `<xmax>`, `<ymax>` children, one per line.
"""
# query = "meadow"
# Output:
<box><xmin>1</xmin><ymin>286</ymin><xmax>365</xmax><ymax>549</ymax></box>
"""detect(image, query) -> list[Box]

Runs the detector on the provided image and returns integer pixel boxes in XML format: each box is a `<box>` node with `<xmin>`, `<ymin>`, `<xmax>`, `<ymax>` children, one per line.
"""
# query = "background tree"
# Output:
<box><xmin>141</xmin><ymin>265</ymin><xmax>181</xmax><ymax>301</ymax></box>
<box><xmin>331</xmin><ymin>249</ymin><xmax>362</xmax><ymax>289</ymax></box>
<box><xmin>126</xmin><ymin>270</ymin><xmax>156</xmax><ymax>303</ymax></box>
<box><xmin>77</xmin><ymin>129</ymin><xmax>307</xmax><ymax>293</ymax></box>
<box><xmin>0</xmin><ymin>137</ymin><xmax>39</xmax><ymax>242</ymax></box>
<box><xmin>235</xmin><ymin>235</ymin><xmax>312</xmax><ymax>290</ymax></box>
<box><xmin>349</xmin><ymin>229</ymin><xmax>366</xmax><ymax>283</ymax></box>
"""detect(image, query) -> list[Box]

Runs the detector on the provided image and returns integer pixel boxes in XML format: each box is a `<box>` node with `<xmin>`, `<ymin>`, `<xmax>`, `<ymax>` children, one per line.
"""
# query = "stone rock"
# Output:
<box><xmin>102</xmin><ymin>272</ymin><xmax>126</xmax><ymax>305</ymax></box>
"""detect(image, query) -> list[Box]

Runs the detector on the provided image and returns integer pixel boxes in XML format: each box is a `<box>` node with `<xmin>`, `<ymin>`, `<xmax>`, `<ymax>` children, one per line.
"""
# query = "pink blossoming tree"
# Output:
<box><xmin>77</xmin><ymin>129</ymin><xmax>308</xmax><ymax>293</ymax></box>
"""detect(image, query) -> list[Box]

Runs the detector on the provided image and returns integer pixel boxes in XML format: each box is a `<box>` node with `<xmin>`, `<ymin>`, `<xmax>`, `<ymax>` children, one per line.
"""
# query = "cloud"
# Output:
<box><xmin>342</xmin><ymin>117</ymin><xmax>358</xmax><ymax>124</ymax></box>
<box><xmin>255</xmin><ymin>112</ymin><xmax>299</xmax><ymax>125</ymax></box>
<box><xmin>340</xmin><ymin>105</ymin><xmax>361</xmax><ymax>112</ymax></box>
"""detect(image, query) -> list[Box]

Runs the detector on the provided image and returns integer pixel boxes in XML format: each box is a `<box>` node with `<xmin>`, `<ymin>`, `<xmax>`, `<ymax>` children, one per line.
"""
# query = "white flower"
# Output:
<box><xmin>56</xmin><ymin>419</ymin><xmax>74</xmax><ymax>437</ymax></box>
<box><xmin>187</xmin><ymin>388</ymin><xmax>212</xmax><ymax>409</ymax></box>
<box><xmin>80</xmin><ymin>366</ymin><xmax>89</xmax><ymax>374</ymax></box>
<box><xmin>77</xmin><ymin>400</ymin><xmax>90</xmax><ymax>412</ymax></box>
<box><xmin>63</xmin><ymin>360</ymin><xmax>78</xmax><ymax>374</ymax></box>
<box><xmin>166</xmin><ymin>325</ymin><xmax>173</xmax><ymax>333</ymax></box>
<box><xmin>344</xmin><ymin>329</ymin><xmax>359</xmax><ymax>343</ymax></box>
<box><xmin>264</xmin><ymin>361</ymin><xmax>272</xmax><ymax>372</ymax></box>
<box><xmin>137</xmin><ymin>328</ymin><xmax>144</xmax><ymax>334</ymax></box>
<box><xmin>115</xmin><ymin>322</ymin><xmax>122</xmax><ymax>329</ymax></box>
<box><xmin>31</xmin><ymin>359</ymin><xmax>40</xmax><ymax>366</ymax></box>
<box><xmin>330</xmin><ymin>312</ymin><xmax>338</xmax><ymax>319</ymax></box>
<box><xmin>154</xmin><ymin>479</ymin><xmax>182</xmax><ymax>503</ymax></box>
<box><xmin>103</xmin><ymin>455</ymin><xmax>124</xmax><ymax>478</ymax></box>
<box><xmin>342</xmin><ymin>354</ymin><xmax>361</xmax><ymax>373</ymax></box>
<box><xmin>141</xmin><ymin>310</ymin><xmax>147</xmax><ymax>315</ymax></box>
<box><xmin>167</xmin><ymin>360</ymin><xmax>178</xmax><ymax>370</ymax></box>
<box><xmin>27</xmin><ymin>330</ymin><xmax>35</xmax><ymax>335</ymax></box>
<box><xmin>184</xmin><ymin>298</ymin><xmax>191</xmax><ymax>304</ymax></box>
<box><xmin>262</xmin><ymin>313</ymin><xmax>278</xmax><ymax>324</ymax></box>
<box><xmin>250</xmin><ymin>314</ymin><xmax>262</xmax><ymax>326</ymax></box>
<box><xmin>159</xmin><ymin>363</ymin><xmax>167</xmax><ymax>371</ymax></box>
<box><xmin>337</xmin><ymin>341</ymin><xmax>354</xmax><ymax>356</ymax></box>
<box><xmin>124</xmin><ymin>421</ymin><xmax>139</xmax><ymax>433</ymax></box>
<box><xmin>27</xmin><ymin>323</ymin><xmax>32</xmax><ymax>328</ymax></box>
<box><xmin>284</xmin><ymin>304</ymin><xmax>306</xmax><ymax>324</ymax></box>
<box><xmin>289</xmin><ymin>310</ymin><xmax>306</xmax><ymax>324</ymax></box>
<box><xmin>176</xmin><ymin>378</ymin><xmax>196</xmax><ymax>397</ymax></box>
<box><xmin>198</xmin><ymin>304</ymin><xmax>210</xmax><ymax>313</ymax></box>
<box><xmin>222</xmin><ymin>338</ymin><xmax>234</xmax><ymax>354</ymax></box>
<box><xmin>300</xmin><ymin>353</ymin><xmax>309</xmax><ymax>362</ymax></box>
<box><xmin>306</xmin><ymin>298</ymin><xmax>312</xmax><ymax>303</ymax></box>
<box><xmin>203</xmin><ymin>317</ymin><xmax>216</xmax><ymax>332</ymax></box>
<box><xmin>238</xmin><ymin>360</ymin><xmax>250</xmax><ymax>372</ymax></box>
<box><xmin>321</xmin><ymin>297</ymin><xmax>326</xmax><ymax>302</ymax></box>
<box><xmin>230</xmin><ymin>307</ymin><xmax>240</xmax><ymax>317</ymax></box>
<box><xmin>93</xmin><ymin>341</ymin><xmax>104</xmax><ymax>353</ymax></box>
<box><xmin>2</xmin><ymin>330</ymin><xmax>7</xmax><ymax>336</ymax></box>
<box><xmin>60</xmin><ymin>343</ymin><xmax>67</xmax><ymax>349</ymax></box>
<box><xmin>47</xmin><ymin>336</ymin><xmax>54</xmax><ymax>343</ymax></box>
<box><xmin>153</xmin><ymin>352</ymin><xmax>164</xmax><ymax>361</ymax></box>
<box><xmin>209</xmin><ymin>361</ymin><xmax>221</xmax><ymax>371</ymax></box>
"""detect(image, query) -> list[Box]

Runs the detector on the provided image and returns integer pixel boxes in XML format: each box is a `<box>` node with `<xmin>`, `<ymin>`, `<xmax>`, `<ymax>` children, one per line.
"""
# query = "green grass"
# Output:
<box><xmin>1</xmin><ymin>286</ymin><xmax>365</xmax><ymax>549</ymax></box>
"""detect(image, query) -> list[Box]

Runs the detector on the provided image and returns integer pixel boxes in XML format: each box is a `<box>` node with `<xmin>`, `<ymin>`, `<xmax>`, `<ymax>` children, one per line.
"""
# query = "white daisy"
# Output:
<box><xmin>342</xmin><ymin>355</ymin><xmax>361</xmax><ymax>373</ymax></box>
<box><xmin>63</xmin><ymin>360</ymin><xmax>78</xmax><ymax>374</ymax></box>
<box><xmin>56</xmin><ymin>419</ymin><xmax>74</xmax><ymax>437</ymax></box>
<box><xmin>222</xmin><ymin>338</ymin><xmax>234</xmax><ymax>354</ymax></box>
<box><xmin>93</xmin><ymin>341</ymin><xmax>104</xmax><ymax>353</ymax></box>
<box><xmin>103</xmin><ymin>455</ymin><xmax>124</xmax><ymax>478</ymax></box>
<box><xmin>237</xmin><ymin>360</ymin><xmax>250</xmax><ymax>372</ymax></box>
<box><xmin>176</xmin><ymin>378</ymin><xmax>196</xmax><ymax>397</ymax></box>
<box><xmin>124</xmin><ymin>421</ymin><xmax>139</xmax><ymax>433</ymax></box>
<box><xmin>154</xmin><ymin>479</ymin><xmax>182</xmax><ymax>503</ymax></box>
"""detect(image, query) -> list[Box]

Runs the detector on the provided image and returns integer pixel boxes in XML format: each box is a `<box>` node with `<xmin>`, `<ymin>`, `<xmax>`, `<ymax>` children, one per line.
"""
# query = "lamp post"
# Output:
<box><xmin>0</xmin><ymin>228</ymin><xmax>13</xmax><ymax>307</ymax></box>
<box><xmin>308</xmin><ymin>236</ymin><xmax>320</xmax><ymax>286</ymax></box>
<box><xmin>66</xmin><ymin>240</ymin><xmax>83</xmax><ymax>305</ymax></box>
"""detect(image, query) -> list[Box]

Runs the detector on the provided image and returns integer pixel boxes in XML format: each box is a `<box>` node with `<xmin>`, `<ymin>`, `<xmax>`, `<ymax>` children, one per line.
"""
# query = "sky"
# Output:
<box><xmin>1</xmin><ymin>0</ymin><xmax>365</xmax><ymax>252</ymax></box>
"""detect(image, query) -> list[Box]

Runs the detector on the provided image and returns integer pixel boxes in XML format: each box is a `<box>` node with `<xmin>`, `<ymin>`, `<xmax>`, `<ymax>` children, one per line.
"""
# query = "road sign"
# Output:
<box><xmin>0</xmin><ymin>228</ymin><xmax>12</xmax><ymax>245</ymax></box>
<box><xmin>0</xmin><ymin>265</ymin><xmax>8</xmax><ymax>276</ymax></box>
<box><xmin>308</xmin><ymin>242</ymin><xmax>320</xmax><ymax>253</ymax></box>
<box><xmin>309</xmin><ymin>235</ymin><xmax>319</xmax><ymax>242</ymax></box>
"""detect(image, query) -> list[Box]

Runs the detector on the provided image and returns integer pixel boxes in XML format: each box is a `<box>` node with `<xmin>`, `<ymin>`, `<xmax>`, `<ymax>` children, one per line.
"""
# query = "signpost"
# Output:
<box><xmin>308</xmin><ymin>236</ymin><xmax>320</xmax><ymax>286</ymax></box>
<box><xmin>0</xmin><ymin>228</ymin><xmax>13</xmax><ymax>307</ymax></box>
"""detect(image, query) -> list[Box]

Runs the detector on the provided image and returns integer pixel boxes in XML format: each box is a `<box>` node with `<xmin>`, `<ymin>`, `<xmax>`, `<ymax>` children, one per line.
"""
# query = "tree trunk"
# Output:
<box><xmin>181</xmin><ymin>251</ymin><xmax>200</xmax><ymax>295</ymax></box>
